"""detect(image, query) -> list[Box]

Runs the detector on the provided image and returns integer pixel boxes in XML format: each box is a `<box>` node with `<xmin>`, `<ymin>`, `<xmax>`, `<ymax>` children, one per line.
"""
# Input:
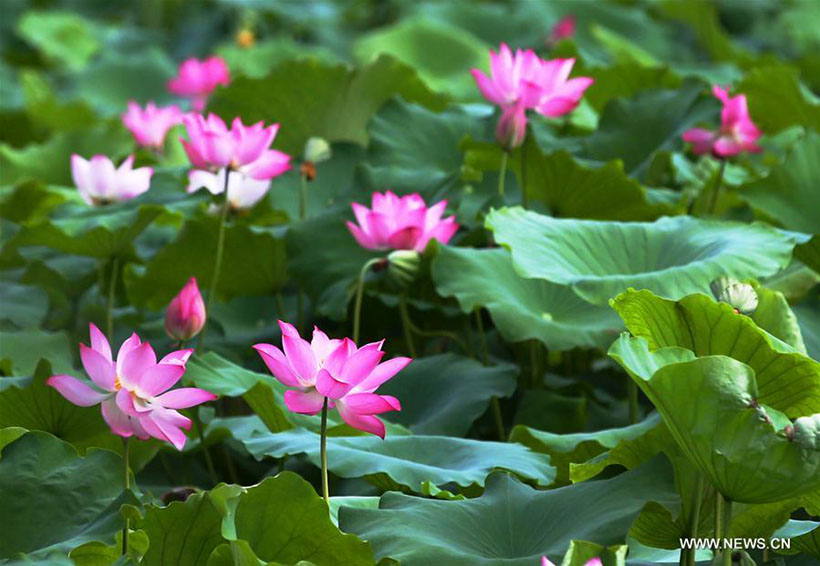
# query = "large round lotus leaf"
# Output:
<box><xmin>610</xmin><ymin>336</ymin><xmax>820</xmax><ymax>503</ymax></box>
<box><xmin>0</xmin><ymin>431</ymin><xmax>133</xmax><ymax>560</ymax></box>
<box><xmin>485</xmin><ymin>207</ymin><xmax>798</xmax><ymax>305</ymax></box>
<box><xmin>339</xmin><ymin>457</ymin><xmax>678</xmax><ymax>566</ymax></box>
<box><xmin>377</xmin><ymin>353</ymin><xmax>518</xmax><ymax>436</ymax></box>
<box><xmin>432</xmin><ymin>246</ymin><xmax>621</xmax><ymax>351</ymax></box>
<box><xmin>611</xmin><ymin>289</ymin><xmax>820</xmax><ymax>417</ymax></box>
<box><xmin>232</xmin><ymin>427</ymin><xmax>555</xmax><ymax>491</ymax></box>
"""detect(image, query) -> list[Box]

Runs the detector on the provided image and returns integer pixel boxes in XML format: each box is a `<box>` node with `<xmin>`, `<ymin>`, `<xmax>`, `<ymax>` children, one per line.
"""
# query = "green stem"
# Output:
<box><xmin>107</xmin><ymin>257</ymin><xmax>119</xmax><ymax>339</ymax></box>
<box><xmin>708</xmin><ymin>159</ymin><xmax>727</xmax><ymax>216</ymax></box>
<box><xmin>407</xmin><ymin>319</ymin><xmax>469</xmax><ymax>353</ymax></box>
<box><xmin>714</xmin><ymin>490</ymin><xmax>723</xmax><ymax>539</ymax></box>
<box><xmin>197</xmin><ymin>170</ymin><xmax>232</xmax><ymax>351</ymax></box>
<box><xmin>681</xmin><ymin>474</ymin><xmax>705</xmax><ymax>566</ymax></box>
<box><xmin>121</xmin><ymin>437</ymin><xmax>130</xmax><ymax>556</ymax></box>
<box><xmin>299</xmin><ymin>172</ymin><xmax>308</xmax><ymax>220</ymax></box>
<box><xmin>192</xmin><ymin>410</ymin><xmax>218</xmax><ymax>486</ymax></box>
<box><xmin>297</xmin><ymin>173</ymin><xmax>308</xmax><ymax>332</ymax></box>
<box><xmin>498</xmin><ymin>151</ymin><xmax>509</xmax><ymax>197</ymax></box>
<box><xmin>529</xmin><ymin>341</ymin><xmax>539</xmax><ymax>388</ymax></box>
<box><xmin>521</xmin><ymin>136</ymin><xmax>528</xmax><ymax>208</ymax></box>
<box><xmin>474</xmin><ymin>309</ymin><xmax>505</xmax><ymax>440</ymax></box>
<box><xmin>721</xmin><ymin>495</ymin><xmax>733</xmax><ymax>566</ymax></box>
<box><xmin>352</xmin><ymin>258</ymin><xmax>381</xmax><ymax>344</ymax></box>
<box><xmin>320</xmin><ymin>397</ymin><xmax>329</xmax><ymax>505</ymax></box>
<box><xmin>397</xmin><ymin>294</ymin><xmax>417</xmax><ymax>357</ymax></box>
<box><xmin>628</xmin><ymin>380</ymin><xmax>640</xmax><ymax>424</ymax></box>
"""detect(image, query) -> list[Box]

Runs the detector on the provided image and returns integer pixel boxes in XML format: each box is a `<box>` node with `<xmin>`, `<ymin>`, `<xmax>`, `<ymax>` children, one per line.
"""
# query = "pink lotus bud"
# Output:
<box><xmin>71</xmin><ymin>154</ymin><xmax>153</xmax><ymax>206</ymax></box>
<box><xmin>167</xmin><ymin>56</ymin><xmax>230</xmax><ymax>112</ymax></box>
<box><xmin>548</xmin><ymin>15</ymin><xmax>576</xmax><ymax>45</ymax></box>
<box><xmin>121</xmin><ymin>101</ymin><xmax>182</xmax><ymax>149</ymax></box>
<box><xmin>346</xmin><ymin>191</ymin><xmax>459</xmax><ymax>252</ymax></box>
<box><xmin>165</xmin><ymin>277</ymin><xmax>206</xmax><ymax>341</ymax></box>
<box><xmin>495</xmin><ymin>102</ymin><xmax>528</xmax><ymax>150</ymax></box>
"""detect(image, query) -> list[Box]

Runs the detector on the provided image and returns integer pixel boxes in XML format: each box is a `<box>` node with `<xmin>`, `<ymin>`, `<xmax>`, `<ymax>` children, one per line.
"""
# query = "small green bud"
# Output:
<box><xmin>386</xmin><ymin>249</ymin><xmax>421</xmax><ymax>289</ymax></box>
<box><xmin>303</xmin><ymin>137</ymin><xmax>332</xmax><ymax>164</ymax></box>
<box><xmin>710</xmin><ymin>277</ymin><xmax>758</xmax><ymax>315</ymax></box>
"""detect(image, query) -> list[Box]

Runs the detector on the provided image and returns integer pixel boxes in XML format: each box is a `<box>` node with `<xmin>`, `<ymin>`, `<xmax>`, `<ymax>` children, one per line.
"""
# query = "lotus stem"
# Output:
<box><xmin>397</xmin><ymin>294</ymin><xmax>417</xmax><ymax>357</ymax></box>
<box><xmin>192</xmin><ymin>409</ymin><xmax>218</xmax><ymax>486</ymax></box>
<box><xmin>708</xmin><ymin>159</ymin><xmax>727</xmax><ymax>216</ymax></box>
<box><xmin>498</xmin><ymin>151</ymin><xmax>509</xmax><ymax>197</ymax></box>
<box><xmin>628</xmin><ymin>380</ymin><xmax>640</xmax><ymax>424</ymax></box>
<box><xmin>521</xmin><ymin>137</ymin><xmax>528</xmax><ymax>208</ymax></box>
<box><xmin>299</xmin><ymin>171</ymin><xmax>308</xmax><ymax>221</ymax></box>
<box><xmin>714</xmin><ymin>490</ymin><xmax>723</xmax><ymax>538</ymax></box>
<box><xmin>352</xmin><ymin>258</ymin><xmax>381</xmax><ymax>344</ymax></box>
<box><xmin>406</xmin><ymin>318</ymin><xmax>469</xmax><ymax>353</ymax></box>
<box><xmin>320</xmin><ymin>397</ymin><xmax>330</xmax><ymax>505</ymax></box>
<box><xmin>121</xmin><ymin>436</ymin><xmax>130</xmax><ymax>556</ymax></box>
<box><xmin>197</xmin><ymin>170</ymin><xmax>232</xmax><ymax>351</ymax></box>
<box><xmin>681</xmin><ymin>474</ymin><xmax>705</xmax><ymax>566</ymax></box>
<box><xmin>474</xmin><ymin>309</ymin><xmax>506</xmax><ymax>440</ymax></box>
<box><xmin>721</xmin><ymin>496</ymin><xmax>733</xmax><ymax>566</ymax></box>
<box><xmin>106</xmin><ymin>256</ymin><xmax>119</xmax><ymax>340</ymax></box>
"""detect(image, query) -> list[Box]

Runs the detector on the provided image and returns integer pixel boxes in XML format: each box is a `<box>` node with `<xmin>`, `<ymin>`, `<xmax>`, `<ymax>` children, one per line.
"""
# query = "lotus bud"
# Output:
<box><xmin>495</xmin><ymin>103</ymin><xmax>528</xmax><ymax>150</ymax></box>
<box><xmin>303</xmin><ymin>137</ymin><xmax>332</xmax><ymax>164</ymax></box>
<box><xmin>386</xmin><ymin>249</ymin><xmax>421</xmax><ymax>289</ymax></box>
<box><xmin>709</xmin><ymin>277</ymin><xmax>758</xmax><ymax>315</ymax></box>
<box><xmin>165</xmin><ymin>277</ymin><xmax>206</xmax><ymax>341</ymax></box>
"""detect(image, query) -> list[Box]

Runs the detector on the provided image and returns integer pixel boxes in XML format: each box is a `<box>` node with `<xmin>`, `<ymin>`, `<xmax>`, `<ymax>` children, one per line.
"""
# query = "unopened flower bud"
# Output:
<box><xmin>165</xmin><ymin>277</ymin><xmax>206</xmax><ymax>341</ymax></box>
<box><xmin>387</xmin><ymin>249</ymin><xmax>421</xmax><ymax>289</ymax></box>
<box><xmin>709</xmin><ymin>277</ymin><xmax>758</xmax><ymax>315</ymax></box>
<box><xmin>495</xmin><ymin>104</ymin><xmax>527</xmax><ymax>150</ymax></box>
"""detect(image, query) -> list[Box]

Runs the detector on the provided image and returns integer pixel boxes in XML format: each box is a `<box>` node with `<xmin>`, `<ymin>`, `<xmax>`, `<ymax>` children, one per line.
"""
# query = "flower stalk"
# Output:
<box><xmin>197</xmin><ymin>169</ymin><xmax>231</xmax><ymax>350</ymax></box>
<box><xmin>106</xmin><ymin>256</ymin><xmax>119</xmax><ymax>340</ymax></box>
<box><xmin>397</xmin><ymin>294</ymin><xmax>417</xmax><ymax>358</ymax></box>
<box><xmin>498</xmin><ymin>151</ymin><xmax>509</xmax><ymax>198</ymax></box>
<box><xmin>352</xmin><ymin>258</ymin><xmax>382</xmax><ymax>344</ymax></box>
<box><xmin>707</xmin><ymin>159</ymin><xmax>727</xmax><ymax>216</ymax></box>
<box><xmin>320</xmin><ymin>397</ymin><xmax>330</xmax><ymax>505</ymax></box>
<box><xmin>474</xmin><ymin>309</ymin><xmax>506</xmax><ymax>440</ymax></box>
<box><xmin>121</xmin><ymin>437</ymin><xmax>130</xmax><ymax>556</ymax></box>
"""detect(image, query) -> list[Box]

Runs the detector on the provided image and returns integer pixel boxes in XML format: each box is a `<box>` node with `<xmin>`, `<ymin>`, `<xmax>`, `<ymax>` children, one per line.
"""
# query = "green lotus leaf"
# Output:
<box><xmin>232</xmin><ymin>426</ymin><xmax>555</xmax><ymax>492</ymax></box>
<box><xmin>609</xmin><ymin>336</ymin><xmax>820</xmax><ymax>503</ymax></box>
<box><xmin>580</xmin><ymin>80</ymin><xmax>718</xmax><ymax>179</ymax></box>
<box><xmin>486</xmin><ymin>208</ymin><xmax>797</xmax><ymax>306</ymax></box>
<box><xmin>0</xmin><ymin>282</ymin><xmax>49</xmax><ymax>329</ymax></box>
<box><xmin>208</xmin><ymin>55</ymin><xmax>446</xmax><ymax>156</ymax></box>
<box><xmin>518</xmin><ymin>143</ymin><xmax>684</xmax><ymax>221</ymax></box>
<box><xmin>230</xmin><ymin>473</ymin><xmax>375</xmax><ymax>566</ymax></box>
<box><xmin>362</xmin><ymin>98</ymin><xmax>486</xmax><ymax>197</ymax></box>
<box><xmin>794</xmin><ymin>298</ymin><xmax>820</xmax><ymax>361</ymax></box>
<box><xmin>738</xmin><ymin>130</ymin><xmax>820</xmax><ymax>235</ymax></box>
<box><xmin>6</xmin><ymin>185</ymin><xmax>164</xmax><ymax>260</ymax></box>
<box><xmin>377</xmin><ymin>353</ymin><xmax>518</xmax><ymax>436</ymax></box>
<box><xmin>432</xmin><ymin>246</ymin><xmax>621</xmax><ymax>351</ymax></box>
<box><xmin>0</xmin><ymin>431</ymin><xmax>136</xmax><ymax>561</ymax></box>
<box><xmin>125</xmin><ymin>215</ymin><xmax>287</xmax><ymax>309</ymax></box>
<box><xmin>736</xmin><ymin>67</ymin><xmax>820</xmax><ymax>134</ymax></box>
<box><xmin>339</xmin><ymin>457</ymin><xmax>677</xmax><ymax>566</ymax></box>
<box><xmin>15</xmin><ymin>11</ymin><xmax>100</xmax><ymax>72</ymax></box>
<box><xmin>611</xmin><ymin>289</ymin><xmax>820</xmax><ymax>416</ymax></box>
<box><xmin>510</xmin><ymin>413</ymin><xmax>662</xmax><ymax>485</ymax></box>
<box><xmin>353</xmin><ymin>17</ymin><xmax>488</xmax><ymax>99</ymax></box>
<box><xmin>750</xmin><ymin>282</ymin><xmax>808</xmax><ymax>354</ymax></box>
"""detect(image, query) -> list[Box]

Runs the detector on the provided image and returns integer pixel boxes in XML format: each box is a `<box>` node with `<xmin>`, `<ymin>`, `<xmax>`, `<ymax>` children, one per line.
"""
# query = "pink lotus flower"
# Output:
<box><xmin>682</xmin><ymin>85</ymin><xmax>762</xmax><ymax>157</ymax></box>
<box><xmin>167</xmin><ymin>56</ymin><xmax>230</xmax><ymax>112</ymax></box>
<box><xmin>187</xmin><ymin>168</ymin><xmax>271</xmax><ymax>210</ymax></box>
<box><xmin>547</xmin><ymin>15</ymin><xmax>576</xmax><ymax>44</ymax></box>
<box><xmin>254</xmin><ymin>322</ymin><xmax>411</xmax><ymax>438</ymax></box>
<box><xmin>46</xmin><ymin>324</ymin><xmax>217</xmax><ymax>450</ymax></box>
<box><xmin>165</xmin><ymin>277</ymin><xmax>206</xmax><ymax>341</ymax></box>
<box><xmin>121</xmin><ymin>101</ymin><xmax>183</xmax><ymax>149</ymax></box>
<box><xmin>71</xmin><ymin>154</ymin><xmax>153</xmax><ymax>206</ymax></box>
<box><xmin>472</xmin><ymin>43</ymin><xmax>593</xmax><ymax>147</ymax></box>
<box><xmin>181</xmin><ymin>113</ymin><xmax>291</xmax><ymax>180</ymax></box>
<box><xmin>346</xmin><ymin>191</ymin><xmax>459</xmax><ymax>252</ymax></box>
